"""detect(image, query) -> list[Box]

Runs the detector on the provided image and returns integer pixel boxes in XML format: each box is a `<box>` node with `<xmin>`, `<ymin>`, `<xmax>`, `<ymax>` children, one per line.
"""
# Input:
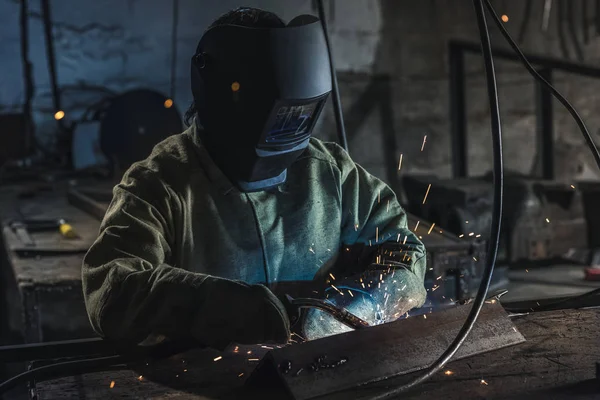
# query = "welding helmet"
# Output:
<box><xmin>190</xmin><ymin>14</ymin><xmax>331</xmax><ymax>192</ymax></box>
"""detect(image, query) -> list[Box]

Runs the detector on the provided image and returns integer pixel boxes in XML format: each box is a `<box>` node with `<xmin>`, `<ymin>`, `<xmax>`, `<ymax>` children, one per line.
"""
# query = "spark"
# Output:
<box><xmin>329</xmin><ymin>273</ymin><xmax>336</xmax><ymax>280</ymax></box>
<box><xmin>398</xmin><ymin>153</ymin><xmax>403</xmax><ymax>171</ymax></box>
<box><xmin>331</xmin><ymin>285</ymin><xmax>344</xmax><ymax>295</ymax></box>
<box><xmin>545</xmin><ymin>218</ymin><xmax>550</xmax><ymax>223</ymax></box>
<box><xmin>184</xmin><ymin>369</ymin><xmax>188</xmax><ymax>372</ymax></box>
<box><xmin>369</xmin><ymin>240</ymin><xmax>372</xmax><ymax>246</ymax></box>
<box><xmin>378</xmin><ymin>191</ymin><xmax>381</xmax><ymax>203</ymax></box>
<box><xmin>440</xmin><ymin>230</ymin><xmax>443</xmax><ymax>233</ymax></box>
<box><xmin>501</xmin><ymin>14</ymin><xmax>509</xmax><ymax>22</ymax></box>
<box><xmin>403</xmin><ymin>236</ymin><xmax>408</xmax><ymax>245</ymax></box>
<box><xmin>348</xmin><ymin>290</ymin><xmax>354</xmax><ymax>297</ymax></box>
<box><xmin>432</xmin><ymin>285</ymin><xmax>439</xmax><ymax>291</ymax></box>
<box><xmin>234</xmin><ymin>346</ymin><xmax>239</xmax><ymax>353</ymax></box>
<box><xmin>247</xmin><ymin>351</ymin><xmax>252</xmax><ymax>354</ymax></box>
<box><xmin>380</xmin><ymin>273</ymin><xmax>383</xmax><ymax>281</ymax></box>
<box><xmin>459</xmin><ymin>234</ymin><xmax>464</xmax><ymax>238</ymax></box>
<box><xmin>261</xmin><ymin>345</ymin><xmax>274</xmax><ymax>349</ymax></box>
<box><xmin>327</xmin><ymin>248</ymin><xmax>331</xmax><ymax>252</ymax></box>
<box><xmin>526</xmin><ymin>269</ymin><xmax>529</xmax><ymax>273</ymax></box>
<box><xmin>138</xmin><ymin>375</ymin><xmax>143</xmax><ymax>381</ymax></box>
<box><xmin>444</xmin><ymin>370</ymin><xmax>454</xmax><ymax>376</ymax></box>
<box><xmin>491</xmin><ymin>299</ymin><xmax>496</xmax><ymax>304</ymax></box>
<box><xmin>422</xmin><ymin>184</ymin><xmax>432</xmax><ymax>205</ymax></box>
<box><xmin>419</xmin><ymin>235</ymin><xmax>423</xmax><ymax>239</ymax></box>
<box><xmin>391</xmin><ymin>270</ymin><xmax>395</xmax><ymax>278</ymax></box>
<box><xmin>378</xmin><ymin>282</ymin><xmax>381</xmax><ymax>288</ymax></box>
<box><xmin>355</xmin><ymin>224</ymin><xmax>359</xmax><ymax>231</ymax></box>
<box><xmin>427</xmin><ymin>223</ymin><xmax>435</xmax><ymax>234</ymax></box>
<box><xmin>570</xmin><ymin>184</ymin><xmax>575</xmax><ymax>189</ymax></box>
<box><xmin>513</xmin><ymin>327</ymin><xmax>517</xmax><ymax>332</ymax></box>
<box><xmin>376</xmin><ymin>227</ymin><xmax>379</xmax><ymax>242</ymax></box>
<box><xmin>468</xmin><ymin>232</ymin><xmax>474</xmax><ymax>236</ymax></box>
<box><xmin>361</xmin><ymin>282</ymin><xmax>366</xmax><ymax>288</ymax></box>
<box><xmin>397</xmin><ymin>233</ymin><xmax>401</xmax><ymax>242</ymax></box>
<box><xmin>387</xmin><ymin>200</ymin><xmax>390</xmax><ymax>213</ymax></box>
<box><xmin>401</xmin><ymin>284</ymin><xmax>407</xmax><ymax>290</ymax></box>
<box><xmin>214</xmin><ymin>356</ymin><xmax>223</xmax><ymax>362</ymax></box>
<box><xmin>436</xmin><ymin>276</ymin><xmax>442</xmax><ymax>280</ymax></box>
<box><xmin>473</xmin><ymin>257</ymin><xmax>478</xmax><ymax>261</ymax></box>
<box><xmin>421</xmin><ymin>135</ymin><xmax>427</xmax><ymax>151</ymax></box>
<box><xmin>481</xmin><ymin>379</ymin><xmax>489</xmax><ymax>385</ymax></box>
<box><xmin>423</xmin><ymin>315</ymin><xmax>427</xmax><ymax>319</ymax></box>
<box><xmin>239</xmin><ymin>373</ymin><xmax>244</xmax><ymax>377</ymax></box>
<box><xmin>110</xmin><ymin>381</ymin><xmax>115</xmax><ymax>389</ymax></box>
<box><xmin>414</xmin><ymin>220</ymin><xmax>420</xmax><ymax>231</ymax></box>
<box><xmin>309</xmin><ymin>247</ymin><xmax>315</xmax><ymax>254</ymax></box>
<box><xmin>248</xmin><ymin>358</ymin><xmax>259</xmax><ymax>361</ymax></box>
<box><xmin>476</xmin><ymin>234</ymin><xmax>481</xmax><ymax>238</ymax></box>
<box><xmin>465</xmin><ymin>220</ymin><xmax>469</xmax><ymax>224</ymax></box>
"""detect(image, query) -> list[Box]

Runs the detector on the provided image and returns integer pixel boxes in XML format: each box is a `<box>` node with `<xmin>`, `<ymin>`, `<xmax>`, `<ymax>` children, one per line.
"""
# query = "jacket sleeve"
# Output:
<box><xmin>334</xmin><ymin>144</ymin><xmax>427</xmax><ymax>308</ymax></box>
<box><xmin>82</xmin><ymin>166</ymin><xmax>208</xmax><ymax>343</ymax></box>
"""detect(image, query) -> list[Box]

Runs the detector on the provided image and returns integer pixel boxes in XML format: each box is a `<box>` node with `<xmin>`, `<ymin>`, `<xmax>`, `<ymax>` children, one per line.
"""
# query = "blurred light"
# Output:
<box><xmin>231</xmin><ymin>81</ymin><xmax>240</xmax><ymax>92</ymax></box>
<box><xmin>54</xmin><ymin>110</ymin><xmax>65</xmax><ymax>120</ymax></box>
<box><xmin>444</xmin><ymin>370</ymin><xmax>454</xmax><ymax>376</ymax></box>
<box><xmin>164</xmin><ymin>99</ymin><xmax>173</xmax><ymax>108</ymax></box>
<box><xmin>501</xmin><ymin>15</ymin><xmax>509</xmax><ymax>22</ymax></box>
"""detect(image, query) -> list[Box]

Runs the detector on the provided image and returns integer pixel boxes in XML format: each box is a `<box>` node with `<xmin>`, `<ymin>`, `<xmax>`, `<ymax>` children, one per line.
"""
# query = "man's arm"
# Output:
<box><xmin>303</xmin><ymin>144</ymin><xmax>426</xmax><ymax>340</ymax></box>
<box><xmin>82</xmin><ymin>166</ymin><xmax>289</xmax><ymax>347</ymax></box>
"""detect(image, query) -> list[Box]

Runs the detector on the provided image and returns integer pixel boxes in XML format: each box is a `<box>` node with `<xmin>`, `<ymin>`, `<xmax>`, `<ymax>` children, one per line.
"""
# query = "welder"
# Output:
<box><xmin>81</xmin><ymin>7</ymin><xmax>427</xmax><ymax>350</ymax></box>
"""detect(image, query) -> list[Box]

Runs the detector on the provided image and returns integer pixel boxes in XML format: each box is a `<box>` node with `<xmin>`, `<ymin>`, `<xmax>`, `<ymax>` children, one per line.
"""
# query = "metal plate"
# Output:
<box><xmin>247</xmin><ymin>302</ymin><xmax>525</xmax><ymax>400</ymax></box>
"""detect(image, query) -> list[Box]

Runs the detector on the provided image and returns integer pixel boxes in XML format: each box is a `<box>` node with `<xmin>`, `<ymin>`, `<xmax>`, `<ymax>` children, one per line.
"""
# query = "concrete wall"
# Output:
<box><xmin>2</xmin><ymin>0</ymin><xmax>600</xmax><ymax>184</ymax></box>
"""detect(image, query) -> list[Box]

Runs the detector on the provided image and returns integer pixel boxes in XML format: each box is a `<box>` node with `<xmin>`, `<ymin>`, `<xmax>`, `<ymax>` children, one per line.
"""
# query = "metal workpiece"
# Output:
<box><xmin>247</xmin><ymin>302</ymin><xmax>525</xmax><ymax>400</ymax></box>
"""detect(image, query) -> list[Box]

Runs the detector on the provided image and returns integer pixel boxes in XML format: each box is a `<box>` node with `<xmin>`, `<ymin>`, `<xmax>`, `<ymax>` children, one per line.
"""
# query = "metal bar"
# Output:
<box><xmin>378</xmin><ymin>76</ymin><xmax>401</xmax><ymax>191</ymax></box>
<box><xmin>567</xmin><ymin>0</ymin><xmax>585</xmax><ymax>61</ymax></box>
<box><xmin>247</xmin><ymin>302</ymin><xmax>525</xmax><ymax>400</ymax></box>
<box><xmin>0</xmin><ymin>338</ymin><xmax>114</xmax><ymax>363</ymax></box>
<box><xmin>449</xmin><ymin>40</ymin><xmax>600</xmax><ymax>78</ymax></box>
<box><xmin>518</xmin><ymin>0</ymin><xmax>533</xmax><ymax>43</ymax></box>
<box><xmin>557</xmin><ymin>0</ymin><xmax>571</xmax><ymax>59</ymax></box>
<box><xmin>316</xmin><ymin>0</ymin><xmax>348</xmax><ymax>152</ymax></box>
<box><xmin>449</xmin><ymin>42</ymin><xmax>468</xmax><ymax>178</ymax></box>
<box><xmin>535</xmin><ymin>68</ymin><xmax>554</xmax><ymax>179</ymax></box>
<box><xmin>66</xmin><ymin>188</ymin><xmax>107</xmax><ymax>221</ymax></box>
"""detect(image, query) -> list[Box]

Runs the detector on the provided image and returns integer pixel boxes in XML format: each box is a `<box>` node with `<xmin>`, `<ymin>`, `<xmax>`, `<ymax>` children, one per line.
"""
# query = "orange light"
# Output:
<box><xmin>164</xmin><ymin>99</ymin><xmax>173</xmax><ymax>108</ymax></box>
<box><xmin>444</xmin><ymin>370</ymin><xmax>454</xmax><ymax>376</ymax></box>
<box><xmin>501</xmin><ymin>15</ymin><xmax>509</xmax><ymax>22</ymax></box>
<box><xmin>54</xmin><ymin>110</ymin><xmax>65</xmax><ymax>120</ymax></box>
<box><xmin>109</xmin><ymin>381</ymin><xmax>115</xmax><ymax>389</ymax></box>
<box><xmin>231</xmin><ymin>81</ymin><xmax>240</xmax><ymax>92</ymax></box>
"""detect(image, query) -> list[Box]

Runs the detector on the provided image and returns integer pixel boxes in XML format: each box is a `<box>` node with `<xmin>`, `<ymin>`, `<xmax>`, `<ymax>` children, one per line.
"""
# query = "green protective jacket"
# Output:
<box><xmin>82</xmin><ymin>123</ymin><xmax>427</xmax><ymax>343</ymax></box>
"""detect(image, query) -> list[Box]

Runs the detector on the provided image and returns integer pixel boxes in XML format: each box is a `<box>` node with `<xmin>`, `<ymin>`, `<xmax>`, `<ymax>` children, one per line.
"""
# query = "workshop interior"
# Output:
<box><xmin>1</xmin><ymin>0</ymin><xmax>600</xmax><ymax>399</ymax></box>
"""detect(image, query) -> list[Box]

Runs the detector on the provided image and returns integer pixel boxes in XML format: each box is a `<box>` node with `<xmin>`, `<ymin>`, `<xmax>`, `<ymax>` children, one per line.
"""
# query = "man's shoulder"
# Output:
<box><xmin>302</xmin><ymin>137</ymin><xmax>354</xmax><ymax>170</ymax></box>
<box><xmin>123</xmin><ymin>127</ymin><xmax>199</xmax><ymax>186</ymax></box>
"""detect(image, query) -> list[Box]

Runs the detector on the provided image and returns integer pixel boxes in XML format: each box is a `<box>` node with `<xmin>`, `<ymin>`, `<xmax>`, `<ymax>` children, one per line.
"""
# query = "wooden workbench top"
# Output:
<box><xmin>0</xmin><ymin>182</ymin><xmax>101</xmax><ymax>286</ymax></box>
<box><xmin>33</xmin><ymin>307</ymin><xmax>600</xmax><ymax>400</ymax></box>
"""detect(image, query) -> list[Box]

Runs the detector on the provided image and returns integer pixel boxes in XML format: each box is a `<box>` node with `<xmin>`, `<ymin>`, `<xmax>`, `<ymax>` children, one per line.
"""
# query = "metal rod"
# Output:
<box><xmin>316</xmin><ymin>0</ymin><xmax>349</xmax><ymax>152</ymax></box>
<box><xmin>449</xmin><ymin>40</ymin><xmax>600</xmax><ymax>78</ymax></box>
<box><xmin>557</xmin><ymin>0</ymin><xmax>571</xmax><ymax>59</ymax></box>
<box><xmin>19</xmin><ymin>0</ymin><xmax>34</xmax><ymax>152</ymax></box>
<box><xmin>169</xmin><ymin>0</ymin><xmax>179</xmax><ymax>100</ymax></box>
<box><xmin>518</xmin><ymin>0</ymin><xmax>533</xmax><ymax>43</ymax></box>
<box><xmin>567</xmin><ymin>0</ymin><xmax>585</xmax><ymax>61</ymax></box>
<box><xmin>535</xmin><ymin>68</ymin><xmax>554</xmax><ymax>179</ymax></box>
<box><xmin>449</xmin><ymin>43</ymin><xmax>468</xmax><ymax>178</ymax></box>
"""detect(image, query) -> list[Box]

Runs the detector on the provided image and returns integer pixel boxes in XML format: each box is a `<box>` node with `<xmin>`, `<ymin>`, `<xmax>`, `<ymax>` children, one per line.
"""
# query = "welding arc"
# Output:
<box><xmin>367</xmin><ymin>1</ymin><xmax>504</xmax><ymax>398</ymax></box>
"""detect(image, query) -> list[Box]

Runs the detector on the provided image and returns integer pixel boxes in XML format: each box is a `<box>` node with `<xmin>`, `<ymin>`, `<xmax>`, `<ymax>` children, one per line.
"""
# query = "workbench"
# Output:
<box><xmin>32</xmin><ymin>308</ymin><xmax>600</xmax><ymax>400</ymax></box>
<box><xmin>0</xmin><ymin>181</ymin><xmax>101</xmax><ymax>343</ymax></box>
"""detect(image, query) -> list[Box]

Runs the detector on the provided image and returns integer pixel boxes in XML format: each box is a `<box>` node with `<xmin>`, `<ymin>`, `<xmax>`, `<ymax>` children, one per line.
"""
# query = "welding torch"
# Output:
<box><xmin>281</xmin><ymin>294</ymin><xmax>370</xmax><ymax>331</ymax></box>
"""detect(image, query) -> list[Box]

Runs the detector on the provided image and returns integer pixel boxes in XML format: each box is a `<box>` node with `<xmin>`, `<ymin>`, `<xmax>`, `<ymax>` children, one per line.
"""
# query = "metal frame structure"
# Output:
<box><xmin>449</xmin><ymin>40</ymin><xmax>600</xmax><ymax>180</ymax></box>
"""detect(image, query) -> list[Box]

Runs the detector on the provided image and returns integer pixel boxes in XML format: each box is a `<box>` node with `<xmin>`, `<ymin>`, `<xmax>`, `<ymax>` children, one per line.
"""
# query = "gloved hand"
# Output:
<box><xmin>190</xmin><ymin>277</ymin><xmax>290</xmax><ymax>350</ymax></box>
<box><xmin>303</xmin><ymin>264</ymin><xmax>425</xmax><ymax>341</ymax></box>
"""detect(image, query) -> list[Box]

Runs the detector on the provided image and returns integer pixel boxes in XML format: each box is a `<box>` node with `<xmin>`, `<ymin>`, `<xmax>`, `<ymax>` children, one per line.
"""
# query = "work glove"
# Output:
<box><xmin>190</xmin><ymin>277</ymin><xmax>291</xmax><ymax>350</ymax></box>
<box><xmin>303</xmin><ymin>263</ymin><xmax>425</xmax><ymax>341</ymax></box>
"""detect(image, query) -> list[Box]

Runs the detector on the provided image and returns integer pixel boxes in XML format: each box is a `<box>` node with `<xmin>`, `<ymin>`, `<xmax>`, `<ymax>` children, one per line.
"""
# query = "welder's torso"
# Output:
<box><xmin>145</xmin><ymin>125</ymin><xmax>344</xmax><ymax>286</ymax></box>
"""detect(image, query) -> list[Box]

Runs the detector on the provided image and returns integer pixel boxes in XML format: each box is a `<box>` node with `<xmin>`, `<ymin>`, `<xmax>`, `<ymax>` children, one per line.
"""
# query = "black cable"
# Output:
<box><xmin>504</xmin><ymin>287</ymin><xmax>600</xmax><ymax>313</ymax></box>
<box><xmin>368</xmin><ymin>1</ymin><xmax>504</xmax><ymax>397</ymax></box>
<box><xmin>169</xmin><ymin>0</ymin><xmax>179</xmax><ymax>100</ymax></box>
<box><xmin>482</xmin><ymin>0</ymin><xmax>600</xmax><ymax>317</ymax></box>
<box><xmin>0</xmin><ymin>355</ymin><xmax>126</xmax><ymax>395</ymax></box>
<box><xmin>315</xmin><ymin>0</ymin><xmax>349</xmax><ymax>152</ymax></box>
<box><xmin>482</xmin><ymin>0</ymin><xmax>600</xmax><ymax>174</ymax></box>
